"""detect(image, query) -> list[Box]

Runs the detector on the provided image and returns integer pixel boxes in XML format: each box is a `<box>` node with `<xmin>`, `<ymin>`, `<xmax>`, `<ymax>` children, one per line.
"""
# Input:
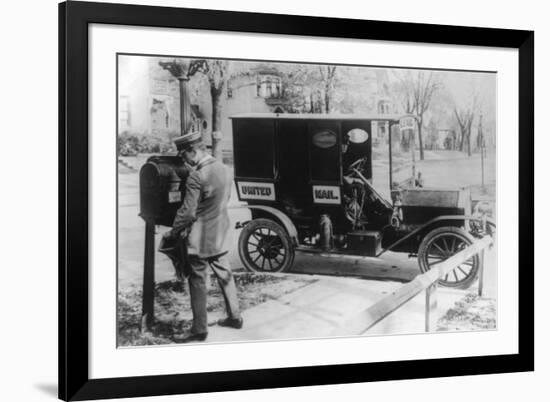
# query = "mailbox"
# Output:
<box><xmin>139</xmin><ymin>155</ymin><xmax>189</xmax><ymax>227</ymax></box>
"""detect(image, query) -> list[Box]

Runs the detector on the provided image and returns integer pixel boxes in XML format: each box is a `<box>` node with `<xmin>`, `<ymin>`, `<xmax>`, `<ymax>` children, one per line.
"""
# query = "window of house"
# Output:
<box><xmin>150</xmin><ymin>98</ymin><xmax>169</xmax><ymax>130</ymax></box>
<box><xmin>256</xmin><ymin>74</ymin><xmax>282</xmax><ymax>98</ymax></box>
<box><xmin>119</xmin><ymin>96</ymin><xmax>129</xmax><ymax>130</ymax></box>
<box><xmin>377</xmin><ymin>100</ymin><xmax>391</xmax><ymax>114</ymax></box>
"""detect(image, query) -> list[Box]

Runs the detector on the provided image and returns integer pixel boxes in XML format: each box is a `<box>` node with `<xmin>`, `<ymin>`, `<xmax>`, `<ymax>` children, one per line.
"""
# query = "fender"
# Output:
<box><xmin>228</xmin><ymin>204</ymin><xmax>299</xmax><ymax>246</ymax></box>
<box><xmin>376</xmin><ymin>215</ymin><xmax>496</xmax><ymax>257</ymax></box>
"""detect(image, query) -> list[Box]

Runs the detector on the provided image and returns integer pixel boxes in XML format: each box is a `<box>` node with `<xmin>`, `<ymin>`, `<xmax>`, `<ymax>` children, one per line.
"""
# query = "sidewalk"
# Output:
<box><xmin>206</xmin><ymin>275</ymin><xmax>482</xmax><ymax>342</ymax></box>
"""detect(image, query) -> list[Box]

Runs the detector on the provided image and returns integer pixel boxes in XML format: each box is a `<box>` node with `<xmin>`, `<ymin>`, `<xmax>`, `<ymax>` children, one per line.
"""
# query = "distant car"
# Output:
<box><xmin>230</xmin><ymin>113</ymin><xmax>494</xmax><ymax>288</ymax></box>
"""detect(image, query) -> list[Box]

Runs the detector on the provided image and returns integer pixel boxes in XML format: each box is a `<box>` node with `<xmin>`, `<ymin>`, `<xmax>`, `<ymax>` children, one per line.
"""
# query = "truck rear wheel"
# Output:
<box><xmin>238</xmin><ymin>218</ymin><xmax>295</xmax><ymax>273</ymax></box>
<box><xmin>418</xmin><ymin>226</ymin><xmax>480</xmax><ymax>289</ymax></box>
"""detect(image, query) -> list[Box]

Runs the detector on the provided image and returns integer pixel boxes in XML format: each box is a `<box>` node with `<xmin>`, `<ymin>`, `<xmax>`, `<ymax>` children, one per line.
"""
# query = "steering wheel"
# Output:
<box><xmin>347</xmin><ymin>157</ymin><xmax>367</xmax><ymax>175</ymax></box>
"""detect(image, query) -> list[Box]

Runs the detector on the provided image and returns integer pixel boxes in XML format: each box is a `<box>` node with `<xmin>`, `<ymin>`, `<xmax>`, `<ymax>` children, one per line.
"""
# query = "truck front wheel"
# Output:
<box><xmin>238</xmin><ymin>218</ymin><xmax>295</xmax><ymax>273</ymax></box>
<box><xmin>418</xmin><ymin>226</ymin><xmax>480</xmax><ymax>289</ymax></box>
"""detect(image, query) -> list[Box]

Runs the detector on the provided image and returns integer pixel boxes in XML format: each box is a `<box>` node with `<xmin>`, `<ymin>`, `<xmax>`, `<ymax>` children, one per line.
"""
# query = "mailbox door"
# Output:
<box><xmin>139</xmin><ymin>156</ymin><xmax>188</xmax><ymax>227</ymax></box>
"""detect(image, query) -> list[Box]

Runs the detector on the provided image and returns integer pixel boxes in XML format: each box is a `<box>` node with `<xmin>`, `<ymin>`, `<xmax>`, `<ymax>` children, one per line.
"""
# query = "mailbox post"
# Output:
<box><xmin>141</xmin><ymin>219</ymin><xmax>156</xmax><ymax>330</ymax></box>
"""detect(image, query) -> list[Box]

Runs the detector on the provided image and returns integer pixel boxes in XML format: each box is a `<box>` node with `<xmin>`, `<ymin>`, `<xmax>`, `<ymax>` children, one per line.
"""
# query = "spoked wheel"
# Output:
<box><xmin>238</xmin><ymin>218</ymin><xmax>295</xmax><ymax>273</ymax></box>
<box><xmin>418</xmin><ymin>226</ymin><xmax>480</xmax><ymax>289</ymax></box>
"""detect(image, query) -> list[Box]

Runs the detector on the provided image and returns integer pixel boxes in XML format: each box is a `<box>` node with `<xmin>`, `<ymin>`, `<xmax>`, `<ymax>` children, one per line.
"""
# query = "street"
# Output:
<box><xmin>373</xmin><ymin>149</ymin><xmax>496</xmax><ymax>202</ymax></box>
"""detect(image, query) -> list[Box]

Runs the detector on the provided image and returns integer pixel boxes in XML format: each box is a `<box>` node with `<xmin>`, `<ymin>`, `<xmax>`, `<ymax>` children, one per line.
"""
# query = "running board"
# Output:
<box><xmin>296</xmin><ymin>246</ymin><xmax>378</xmax><ymax>259</ymax></box>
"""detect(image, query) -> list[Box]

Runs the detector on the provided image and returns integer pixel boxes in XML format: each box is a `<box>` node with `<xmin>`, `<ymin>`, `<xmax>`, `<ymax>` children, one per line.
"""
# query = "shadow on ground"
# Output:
<box><xmin>34</xmin><ymin>383</ymin><xmax>57</xmax><ymax>398</ymax></box>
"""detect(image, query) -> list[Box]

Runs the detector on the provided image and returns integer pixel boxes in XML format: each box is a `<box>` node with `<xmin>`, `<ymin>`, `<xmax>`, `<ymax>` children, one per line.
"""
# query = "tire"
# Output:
<box><xmin>418</xmin><ymin>226</ymin><xmax>480</xmax><ymax>289</ymax></box>
<box><xmin>238</xmin><ymin>218</ymin><xmax>295</xmax><ymax>273</ymax></box>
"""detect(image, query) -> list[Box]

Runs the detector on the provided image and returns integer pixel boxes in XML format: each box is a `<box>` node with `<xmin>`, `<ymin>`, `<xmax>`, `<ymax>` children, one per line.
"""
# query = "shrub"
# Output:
<box><xmin>117</xmin><ymin>132</ymin><xmax>176</xmax><ymax>156</ymax></box>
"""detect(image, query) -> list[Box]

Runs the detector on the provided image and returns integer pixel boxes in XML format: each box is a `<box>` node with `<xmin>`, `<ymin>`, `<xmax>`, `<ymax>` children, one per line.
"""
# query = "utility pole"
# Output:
<box><xmin>159</xmin><ymin>59</ymin><xmax>191</xmax><ymax>135</ymax></box>
<box><xmin>479</xmin><ymin>113</ymin><xmax>485</xmax><ymax>191</ymax></box>
<box><xmin>411</xmin><ymin>119</ymin><xmax>418</xmax><ymax>186</ymax></box>
<box><xmin>389</xmin><ymin>123</ymin><xmax>393</xmax><ymax>191</ymax></box>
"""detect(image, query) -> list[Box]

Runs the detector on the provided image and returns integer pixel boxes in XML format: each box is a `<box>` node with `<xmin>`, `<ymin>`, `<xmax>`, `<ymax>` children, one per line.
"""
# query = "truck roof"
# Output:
<box><xmin>230</xmin><ymin>112</ymin><xmax>413</xmax><ymax>122</ymax></box>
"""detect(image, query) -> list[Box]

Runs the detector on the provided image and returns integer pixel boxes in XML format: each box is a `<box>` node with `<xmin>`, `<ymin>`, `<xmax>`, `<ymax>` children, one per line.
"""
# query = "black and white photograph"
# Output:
<box><xmin>116</xmin><ymin>54</ymin><xmax>497</xmax><ymax>346</ymax></box>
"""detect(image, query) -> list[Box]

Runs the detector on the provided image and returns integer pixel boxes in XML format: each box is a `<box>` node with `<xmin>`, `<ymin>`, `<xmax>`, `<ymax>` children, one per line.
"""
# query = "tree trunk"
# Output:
<box><xmin>324</xmin><ymin>86</ymin><xmax>330</xmax><ymax>114</ymax></box>
<box><xmin>417</xmin><ymin>120</ymin><xmax>425</xmax><ymax>160</ymax></box>
<box><xmin>477</xmin><ymin>114</ymin><xmax>484</xmax><ymax>151</ymax></box>
<box><xmin>401</xmin><ymin>131</ymin><xmax>409</xmax><ymax>152</ymax></box>
<box><xmin>452</xmin><ymin>130</ymin><xmax>457</xmax><ymax>150</ymax></box>
<box><xmin>211</xmin><ymin>87</ymin><xmax>223</xmax><ymax>161</ymax></box>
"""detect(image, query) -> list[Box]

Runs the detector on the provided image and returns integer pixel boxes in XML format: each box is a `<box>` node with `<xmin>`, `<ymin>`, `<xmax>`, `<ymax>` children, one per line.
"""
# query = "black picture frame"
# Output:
<box><xmin>59</xmin><ymin>1</ymin><xmax>534</xmax><ymax>400</ymax></box>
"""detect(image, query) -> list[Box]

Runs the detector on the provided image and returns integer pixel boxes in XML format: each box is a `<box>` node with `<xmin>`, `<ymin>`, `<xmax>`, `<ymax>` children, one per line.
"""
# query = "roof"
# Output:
<box><xmin>230</xmin><ymin>113</ymin><xmax>413</xmax><ymax>122</ymax></box>
<box><xmin>250</xmin><ymin>64</ymin><xmax>282</xmax><ymax>76</ymax></box>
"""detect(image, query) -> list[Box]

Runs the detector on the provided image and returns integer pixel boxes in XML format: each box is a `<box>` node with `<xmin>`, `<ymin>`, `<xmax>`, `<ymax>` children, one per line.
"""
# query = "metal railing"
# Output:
<box><xmin>331</xmin><ymin>236</ymin><xmax>493</xmax><ymax>336</ymax></box>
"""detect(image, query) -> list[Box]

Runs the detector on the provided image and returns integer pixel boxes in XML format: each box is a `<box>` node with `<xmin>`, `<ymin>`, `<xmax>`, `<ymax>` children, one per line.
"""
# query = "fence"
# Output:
<box><xmin>331</xmin><ymin>235</ymin><xmax>493</xmax><ymax>336</ymax></box>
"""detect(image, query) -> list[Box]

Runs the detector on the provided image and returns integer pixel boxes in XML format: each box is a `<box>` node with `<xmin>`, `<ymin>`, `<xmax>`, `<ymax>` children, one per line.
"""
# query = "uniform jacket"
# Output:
<box><xmin>172</xmin><ymin>155</ymin><xmax>231</xmax><ymax>258</ymax></box>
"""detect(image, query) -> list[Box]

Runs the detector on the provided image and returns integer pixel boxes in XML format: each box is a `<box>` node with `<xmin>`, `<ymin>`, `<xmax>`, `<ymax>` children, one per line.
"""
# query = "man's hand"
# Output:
<box><xmin>162</xmin><ymin>230</ymin><xmax>176</xmax><ymax>241</ymax></box>
<box><xmin>164</xmin><ymin>228</ymin><xmax>190</xmax><ymax>240</ymax></box>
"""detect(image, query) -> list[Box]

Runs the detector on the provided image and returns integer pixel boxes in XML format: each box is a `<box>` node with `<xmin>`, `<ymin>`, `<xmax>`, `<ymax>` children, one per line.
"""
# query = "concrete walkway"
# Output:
<box><xmin>205</xmin><ymin>274</ymin><xmax>487</xmax><ymax>343</ymax></box>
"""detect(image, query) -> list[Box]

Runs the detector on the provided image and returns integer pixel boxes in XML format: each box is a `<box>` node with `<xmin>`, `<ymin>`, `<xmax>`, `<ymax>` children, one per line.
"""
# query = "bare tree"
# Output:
<box><xmin>285</xmin><ymin>64</ymin><xmax>338</xmax><ymax>113</ymax></box>
<box><xmin>272</xmin><ymin>64</ymin><xmax>342</xmax><ymax>114</ymax></box>
<box><xmin>395</xmin><ymin>75</ymin><xmax>415</xmax><ymax>115</ymax></box>
<box><xmin>412</xmin><ymin>72</ymin><xmax>439</xmax><ymax>160</ymax></box>
<box><xmin>453</xmin><ymin>97</ymin><xmax>476</xmax><ymax>156</ymax></box>
<box><xmin>274</xmin><ymin>63</ymin><xmax>318</xmax><ymax>113</ymax></box>
<box><xmin>393</xmin><ymin>71</ymin><xmax>440</xmax><ymax>159</ymax></box>
<box><xmin>187</xmin><ymin>59</ymin><xmax>228</xmax><ymax>160</ymax></box>
<box><xmin>318</xmin><ymin>65</ymin><xmax>338</xmax><ymax>113</ymax></box>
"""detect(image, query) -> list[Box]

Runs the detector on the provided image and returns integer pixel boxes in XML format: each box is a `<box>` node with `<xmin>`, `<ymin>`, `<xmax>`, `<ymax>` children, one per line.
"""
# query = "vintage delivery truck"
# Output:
<box><xmin>229</xmin><ymin>113</ymin><xmax>494</xmax><ymax>288</ymax></box>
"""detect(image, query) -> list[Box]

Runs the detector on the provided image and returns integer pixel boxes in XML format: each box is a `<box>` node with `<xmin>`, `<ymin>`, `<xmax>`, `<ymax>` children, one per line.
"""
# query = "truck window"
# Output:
<box><xmin>232</xmin><ymin>118</ymin><xmax>276</xmax><ymax>180</ymax></box>
<box><xmin>308</xmin><ymin>121</ymin><xmax>341</xmax><ymax>183</ymax></box>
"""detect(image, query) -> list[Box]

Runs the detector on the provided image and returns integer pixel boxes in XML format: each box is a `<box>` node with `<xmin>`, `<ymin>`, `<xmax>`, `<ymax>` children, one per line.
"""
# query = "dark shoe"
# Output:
<box><xmin>217</xmin><ymin>317</ymin><xmax>243</xmax><ymax>329</ymax></box>
<box><xmin>173</xmin><ymin>331</ymin><xmax>208</xmax><ymax>343</ymax></box>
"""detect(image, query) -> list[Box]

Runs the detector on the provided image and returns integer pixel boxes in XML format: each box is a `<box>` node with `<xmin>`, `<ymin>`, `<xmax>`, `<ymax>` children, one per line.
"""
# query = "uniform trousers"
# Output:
<box><xmin>188</xmin><ymin>253</ymin><xmax>241</xmax><ymax>334</ymax></box>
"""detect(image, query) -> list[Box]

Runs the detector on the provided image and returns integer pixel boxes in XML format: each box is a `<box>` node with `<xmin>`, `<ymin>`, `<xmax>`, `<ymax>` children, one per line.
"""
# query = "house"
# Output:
<box><xmin>370</xmin><ymin>70</ymin><xmax>399</xmax><ymax>147</ymax></box>
<box><xmin>117</xmin><ymin>56</ymin><xmax>207</xmax><ymax>139</ymax></box>
<box><xmin>219</xmin><ymin>64</ymin><xmax>287</xmax><ymax>150</ymax></box>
